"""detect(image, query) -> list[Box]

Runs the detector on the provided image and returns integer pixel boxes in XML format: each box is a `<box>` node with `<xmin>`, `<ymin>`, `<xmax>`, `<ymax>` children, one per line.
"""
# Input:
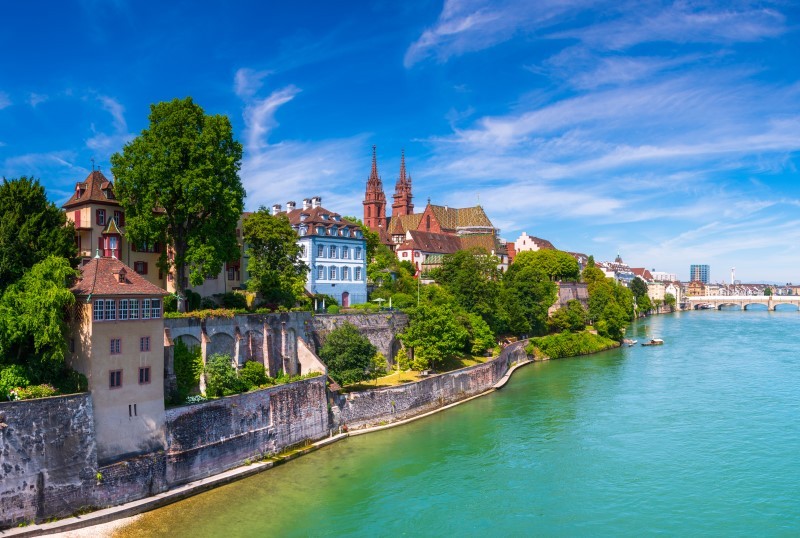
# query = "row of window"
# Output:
<box><xmin>95</xmin><ymin>209</ymin><xmax>125</xmax><ymax>227</ymax></box>
<box><xmin>109</xmin><ymin>366</ymin><xmax>151</xmax><ymax>389</ymax></box>
<box><xmin>308</xmin><ymin>245</ymin><xmax>362</xmax><ymax>259</ymax></box>
<box><xmin>316</xmin><ymin>266</ymin><xmax>362</xmax><ymax>281</ymax></box>
<box><xmin>109</xmin><ymin>336</ymin><xmax>151</xmax><ymax>354</ymax></box>
<box><xmin>93</xmin><ymin>298</ymin><xmax>162</xmax><ymax>322</ymax></box>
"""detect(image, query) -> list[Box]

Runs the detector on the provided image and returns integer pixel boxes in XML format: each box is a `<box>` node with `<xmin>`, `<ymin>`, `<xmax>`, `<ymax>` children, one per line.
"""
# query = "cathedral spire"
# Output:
<box><xmin>364</xmin><ymin>145</ymin><xmax>387</xmax><ymax>232</ymax></box>
<box><xmin>370</xmin><ymin>145</ymin><xmax>379</xmax><ymax>181</ymax></box>
<box><xmin>392</xmin><ymin>148</ymin><xmax>414</xmax><ymax>218</ymax></box>
<box><xmin>396</xmin><ymin>148</ymin><xmax>407</xmax><ymax>188</ymax></box>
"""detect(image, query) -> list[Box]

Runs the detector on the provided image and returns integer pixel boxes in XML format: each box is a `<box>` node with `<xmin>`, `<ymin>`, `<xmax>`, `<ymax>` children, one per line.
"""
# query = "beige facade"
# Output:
<box><xmin>68</xmin><ymin>257</ymin><xmax>168</xmax><ymax>463</ymax></box>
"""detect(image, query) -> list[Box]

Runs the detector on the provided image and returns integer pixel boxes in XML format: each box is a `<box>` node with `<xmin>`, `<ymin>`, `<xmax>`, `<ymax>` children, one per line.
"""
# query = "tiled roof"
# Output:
<box><xmin>459</xmin><ymin>234</ymin><xmax>499</xmax><ymax>254</ymax></box>
<box><xmin>525</xmin><ymin>236</ymin><xmax>556</xmax><ymax>250</ymax></box>
<box><xmin>397</xmin><ymin>230</ymin><xmax>462</xmax><ymax>254</ymax></box>
<box><xmin>71</xmin><ymin>257</ymin><xmax>168</xmax><ymax>297</ymax></box>
<box><xmin>389</xmin><ymin>213</ymin><xmax>423</xmax><ymax>235</ymax></box>
<box><xmin>282</xmin><ymin>205</ymin><xmax>362</xmax><ymax>237</ymax></box>
<box><xmin>62</xmin><ymin>171</ymin><xmax>120</xmax><ymax>209</ymax></box>
<box><xmin>429</xmin><ymin>205</ymin><xmax>493</xmax><ymax>231</ymax></box>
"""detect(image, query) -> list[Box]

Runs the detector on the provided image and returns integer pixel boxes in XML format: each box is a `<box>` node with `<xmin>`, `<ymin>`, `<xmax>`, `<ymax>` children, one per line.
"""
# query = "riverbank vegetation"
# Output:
<box><xmin>526</xmin><ymin>332</ymin><xmax>619</xmax><ymax>360</ymax></box>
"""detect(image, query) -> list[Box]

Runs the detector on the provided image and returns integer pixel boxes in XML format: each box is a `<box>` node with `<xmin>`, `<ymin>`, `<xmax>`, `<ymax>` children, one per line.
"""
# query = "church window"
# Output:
<box><xmin>426</xmin><ymin>215</ymin><xmax>431</xmax><ymax>230</ymax></box>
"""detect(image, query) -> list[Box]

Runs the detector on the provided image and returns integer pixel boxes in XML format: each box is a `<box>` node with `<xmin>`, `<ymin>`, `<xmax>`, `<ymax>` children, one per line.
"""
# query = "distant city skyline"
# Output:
<box><xmin>2</xmin><ymin>1</ymin><xmax>799</xmax><ymax>282</ymax></box>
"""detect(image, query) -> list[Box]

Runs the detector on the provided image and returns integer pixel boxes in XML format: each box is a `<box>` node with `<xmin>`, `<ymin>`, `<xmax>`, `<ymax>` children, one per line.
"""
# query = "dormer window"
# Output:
<box><xmin>117</xmin><ymin>268</ymin><xmax>127</xmax><ymax>283</ymax></box>
<box><xmin>321</xmin><ymin>214</ymin><xmax>328</xmax><ymax>220</ymax></box>
<box><xmin>317</xmin><ymin>226</ymin><xmax>324</xmax><ymax>235</ymax></box>
<box><xmin>299</xmin><ymin>226</ymin><xmax>308</xmax><ymax>235</ymax></box>
<box><xmin>300</xmin><ymin>214</ymin><xmax>308</xmax><ymax>221</ymax></box>
<box><xmin>334</xmin><ymin>216</ymin><xmax>341</xmax><ymax>221</ymax></box>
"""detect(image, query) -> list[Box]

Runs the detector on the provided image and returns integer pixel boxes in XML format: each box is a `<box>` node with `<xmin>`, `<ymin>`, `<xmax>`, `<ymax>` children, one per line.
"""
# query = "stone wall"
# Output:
<box><xmin>311</xmin><ymin>312</ymin><xmax>408</xmax><ymax>365</ymax></box>
<box><xmin>549</xmin><ymin>282</ymin><xmax>590</xmax><ymax>315</ymax></box>
<box><xmin>0</xmin><ymin>394</ymin><xmax>98</xmax><ymax>527</ymax></box>
<box><xmin>332</xmin><ymin>342</ymin><xmax>527</xmax><ymax>430</ymax></box>
<box><xmin>163</xmin><ymin>376</ymin><xmax>328</xmax><ymax>486</ymax></box>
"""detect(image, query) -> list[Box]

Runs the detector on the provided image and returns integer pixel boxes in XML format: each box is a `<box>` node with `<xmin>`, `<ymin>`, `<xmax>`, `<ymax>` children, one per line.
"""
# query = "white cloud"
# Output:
<box><xmin>28</xmin><ymin>92</ymin><xmax>48</xmax><ymax>107</ymax></box>
<box><xmin>85</xmin><ymin>95</ymin><xmax>134</xmax><ymax>156</ymax></box>
<box><xmin>0</xmin><ymin>91</ymin><xmax>10</xmax><ymax>109</ymax></box>
<box><xmin>234</xmin><ymin>68</ymin><xmax>273</xmax><ymax>99</ymax></box>
<box><xmin>242</xmin><ymin>86</ymin><xmax>301</xmax><ymax>152</ymax></box>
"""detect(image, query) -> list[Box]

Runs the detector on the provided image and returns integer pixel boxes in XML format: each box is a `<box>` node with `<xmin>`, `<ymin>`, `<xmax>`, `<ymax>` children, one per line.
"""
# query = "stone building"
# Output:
<box><xmin>68</xmin><ymin>255</ymin><xmax>168</xmax><ymax>463</ymax></box>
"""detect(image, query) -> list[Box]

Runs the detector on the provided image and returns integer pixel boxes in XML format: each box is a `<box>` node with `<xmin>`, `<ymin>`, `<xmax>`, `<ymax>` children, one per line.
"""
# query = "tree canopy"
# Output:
<box><xmin>515</xmin><ymin>250</ymin><xmax>580</xmax><ymax>282</ymax></box>
<box><xmin>0</xmin><ymin>256</ymin><xmax>78</xmax><ymax>380</ymax></box>
<box><xmin>319</xmin><ymin>322</ymin><xmax>377</xmax><ymax>385</ymax></box>
<box><xmin>243</xmin><ymin>208</ymin><xmax>307</xmax><ymax>307</ymax></box>
<box><xmin>399</xmin><ymin>303</ymin><xmax>470</xmax><ymax>370</ymax></box>
<box><xmin>501</xmin><ymin>253</ymin><xmax>558</xmax><ymax>336</ymax></box>
<box><xmin>110</xmin><ymin>97</ymin><xmax>245</xmax><ymax>306</ymax></box>
<box><xmin>0</xmin><ymin>177</ymin><xmax>77</xmax><ymax>292</ymax></box>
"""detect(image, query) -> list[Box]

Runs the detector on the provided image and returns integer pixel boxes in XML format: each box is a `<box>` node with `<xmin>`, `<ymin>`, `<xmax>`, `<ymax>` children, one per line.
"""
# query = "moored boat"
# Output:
<box><xmin>642</xmin><ymin>338</ymin><xmax>664</xmax><ymax>346</ymax></box>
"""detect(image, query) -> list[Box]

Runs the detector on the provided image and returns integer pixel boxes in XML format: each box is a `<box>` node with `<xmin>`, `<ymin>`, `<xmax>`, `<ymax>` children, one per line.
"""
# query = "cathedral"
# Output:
<box><xmin>362</xmin><ymin>146</ymin><xmax>508</xmax><ymax>271</ymax></box>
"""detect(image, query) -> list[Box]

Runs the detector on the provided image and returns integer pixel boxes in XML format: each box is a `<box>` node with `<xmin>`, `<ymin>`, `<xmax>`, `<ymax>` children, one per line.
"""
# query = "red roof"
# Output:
<box><xmin>71</xmin><ymin>257</ymin><xmax>168</xmax><ymax>297</ymax></box>
<box><xmin>396</xmin><ymin>230</ymin><xmax>462</xmax><ymax>254</ymax></box>
<box><xmin>62</xmin><ymin>171</ymin><xmax>120</xmax><ymax>209</ymax></box>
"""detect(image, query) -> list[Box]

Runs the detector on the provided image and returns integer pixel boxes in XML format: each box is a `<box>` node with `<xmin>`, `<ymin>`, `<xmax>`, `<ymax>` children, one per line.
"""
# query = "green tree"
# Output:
<box><xmin>173</xmin><ymin>339</ymin><xmax>203</xmax><ymax>401</ymax></box>
<box><xmin>110</xmin><ymin>97</ymin><xmax>245</xmax><ymax>309</ymax></box>
<box><xmin>764</xmin><ymin>287</ymin><xmax>773</xmax><ymax>296</ymax></box>
<box><xmin>368</xmin><ymin>352</ymin><xmax>387</xmax><ymax>386</ymax></box>
<box><xmin>520</xmin><ymin>250</ymin><xmax>580</xmax><ymax>281</ymax></box>
<box><xmin>432</xmin><ymin>248</ymin><xmax>504</xmax><ymax>332</ymax></box>
<box><xmin>399</xmin><ymin>303</ymin><xmax>469</xmax><ymax>370</ymax></box>
<box><xmin>0</xmin><ymin>256</ymin><xmax>78</xmax><ymax>379</ymax></box>
<box><xmin>465</xmin><ymin>312</ymin><xmax>496</xmax><ymax>355</ymax></box>
<box><xmin>502</xmin><ymin>252</ymin><xmax>558</xmax><ymax>336</ymax></box>
<box><xmin>243</xmin><ymin>208</ymin><xmax>308</xmax><ymax>307</ymax></box>
<box><xmin>319</xmin><ymin>322</ymin><xmax>377</xmax><ymax>386</ymax></box>
<box><xmin>0</xmin><ymin>177</ymin><xmax>77</xmax><ymax>292</ymax></box>
<box><xmin>664</xmin><ymin>293</ymin><xmax>676</xmax><ymax>310</ymax></box>
<box><xmin>630</xmin><ymin>277</ymin><xmax>648</xmax><ymax>300</ymax></box>
<box><xmin>204</xmin><ymin>353</ymin><xmax>243</xmax><ymax>397</ymax></box>
<box><xmin>343</xmin><ymin>216</ymin><xmax>380</xmax><ymax>262</ymax></box>
<box><xmin>548</xmin><ymin>299</ymin><xmax>587</xmax><ymax>333</ymax></box>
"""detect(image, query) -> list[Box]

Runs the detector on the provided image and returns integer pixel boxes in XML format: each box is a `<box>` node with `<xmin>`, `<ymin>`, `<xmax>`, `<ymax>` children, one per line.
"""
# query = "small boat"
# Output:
<box><xmin>642</xmin><ymin>338</ymin><xmax>664</xmax><ymax>346</ymax></box>
<box><xmin>623</xmin><ymin>339</ymin><xmax>638</xmax><ymax>347</ymax></box>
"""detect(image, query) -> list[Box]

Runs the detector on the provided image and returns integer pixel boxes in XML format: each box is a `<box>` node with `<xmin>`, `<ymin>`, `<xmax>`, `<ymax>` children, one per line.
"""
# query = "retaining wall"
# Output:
<box><xmin>0</xmin><ymin>394</ymin><xmax>98</xmax><ymax>527</ymax></box>
<box><xmin>311</xmin><ymin>312</ymin><xmax>408</xmax><ymax>365</ymax></box>
<box><xmin>333</xmin><ymin>342</ymin><xmax>527</xmax><ymax>429</ymax></box>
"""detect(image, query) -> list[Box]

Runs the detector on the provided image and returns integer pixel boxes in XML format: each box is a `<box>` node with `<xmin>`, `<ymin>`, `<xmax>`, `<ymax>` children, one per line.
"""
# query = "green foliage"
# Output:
<box><xmin>173</xmin><ymin>339</ymin><xmax>203</xmax><ymax>401</ymax></box>
<box><xmin>243</xmin><ymin>208</ymin><xmax>308</xmax><ymax>308</ymax></box>
<box><xmin>514</xmin><ymin>250</ymin><xmax>580</xmax><ymax>282</ymax></box>
<box><xmin>185</xmin><ymin>290</ymin><xmax>202</xmax><ymax>312</ymax></box>
<box><xmin>327</xmin><ymin>305</ymin><xmax>340</xmax><ymax>314</ymax></box>
<box><xmin>52</xmin><ymin>369</ymin><xmax>88</xmax><ymax>395</ymax></box>
<box><xmin>390</xmin><ymin>293</ymin><xmax>415</xmax><ymax>309</ymax></box>
<box><xmin>163</xmin><ymin>294</ymin><xmax>178</xmax><ymax>313</ymax></box>
<box><xmin>200</xmin><ymin>297</ymin><xmax>217</xmax><ymax>310</ymax></box>
<box><xmin>11</xmin><ymin>383</ymin><xmax>58</xmax><ymax>400</ymax></box>
<box><xmin>399</xmin><ymin>303</ymin><xmax>469</xmax><ymax>371</ymax></box>
<box><xmin>343</xmin><ymin>216</ymin><xmax>380</xmax><ymax>261</ymax></box>
<box><xmin>582</xmin><ymin>262</ymin><xmax>634</xmax><ymax>341</ymax></box>
<box><xmin>501</xmin><ymin>254</ymin><xmax>558</xmax><ymax>336</ymax></box>
<box><xmin>239</xmin><ymin>361</ymin><xmax>268</xmax><ymax>389</ymax></box>
<box><xmin>204</xmin><ymin>353</ymin><xmax>245</xmax><ymax>397</ymax></box>
<box><xmin>0</xmin><ymin>365</ymin><xmax>30</xmax><ymax>400</ymax></box>
<box><xmin>465</xmin><ymin>312</ymin><xmax>495</xmax><ymax>355</ymax></box>
<box><xmin>764</xmin><ymin>287</ymin><xmax>773</xmax><ymax>296</ymax></box>
<box><xmin>432</xmin><ymin>248</ymin><xmax>505</xmax><ymax>333</ymax></box>
<box><xmin>111</xmin><ymin>97</ymin><xmax>245</xmax><ymax>305</ymax></box>
<box><xmin>369</xmin><ymin>352</ymin><xmax>387</xmax><ymax>385</ymax></box>
<box><xmin>0</xmin><ymin>256</ymin><xmax>78</xmax><ymax>380</ymax></box>
<box><xmin>548</xmin><ymin>299</ymin><xmax>587</xmax><ymax>333</ymax></box>
<box><xmin>319</xmin><ymin>322</ymin><xmax>377</xmax><ymax>386</ymax></box>
<box><xmin>527</xmin><ymin>331</ymin><xmax>618</xmax><ymax>360</ymax></box>
<box><xmin>630</xmin><ymin>277</ymin><xmax>648</xmax><ymax>299</ymax></box>
<box><xmin>0</xmin><ymin>177</ymin><xmax>78</xmax><ymax>293</ymax></box>
<box><xmin>664</xmin><ymin>293</ymin><xmax>676</xmax><ymax>309</ymax></box>
<box><xmin>219</xmin><ymin>292</ymin><xmax>248</xmax><ymax>309</ymax></box>
<box><xmin>314</xmin><ymin>294</ymin><xmax>338</xmax><ymax>308</ymax></box>
<box><xmin>367</xmin><ymin>243</ymin><xmax>417</xmax><ymax>296</ymax></box>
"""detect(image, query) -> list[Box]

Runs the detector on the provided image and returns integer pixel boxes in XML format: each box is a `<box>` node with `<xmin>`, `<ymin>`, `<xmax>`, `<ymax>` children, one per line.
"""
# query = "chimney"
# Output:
<box><xmin>311</xmin><ymin>196</ymin><xmax>321</xmax><ymax>209</ymax></box>
<box><xmin>302</xmin><ymin>198</ymin><xmax>311</xmax><ymax>210</ymax></box>
<box><xmin>271</xmin><ymin>204</ymin><xmax>281</xmax><ymax>216</ymax></box>
<box><xmin>286</xmin><ymin>201</ymin><xmax>296</xmax><ymax>212</ymax></box>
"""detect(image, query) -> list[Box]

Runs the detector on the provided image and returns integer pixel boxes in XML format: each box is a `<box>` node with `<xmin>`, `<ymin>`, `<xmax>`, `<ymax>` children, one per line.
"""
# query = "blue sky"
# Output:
<box><xmin>2</xmin><ymin>0</ymin><xmax>799</xmax><ymax>283</ymax></box>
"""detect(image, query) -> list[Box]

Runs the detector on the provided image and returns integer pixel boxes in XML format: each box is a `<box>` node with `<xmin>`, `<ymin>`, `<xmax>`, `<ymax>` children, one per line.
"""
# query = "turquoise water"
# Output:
<box><xmin>120</xmin><ymin>311</ymin><xmax>800</xmax><ymax>537</ymax></box>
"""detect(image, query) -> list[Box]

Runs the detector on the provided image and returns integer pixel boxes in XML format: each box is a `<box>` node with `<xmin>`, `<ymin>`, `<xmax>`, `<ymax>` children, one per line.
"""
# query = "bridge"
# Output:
<box><xmin>685</xmin><ymin>295</ymin><xmax>800</xmax><ymax>311</ymax></box>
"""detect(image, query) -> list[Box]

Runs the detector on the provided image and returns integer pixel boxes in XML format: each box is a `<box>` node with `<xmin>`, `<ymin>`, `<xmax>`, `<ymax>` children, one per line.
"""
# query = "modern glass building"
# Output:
<box><xmin>689</xmin><ymin>264</ymin><xmax>710</xmax><ymax>284</ymax></box>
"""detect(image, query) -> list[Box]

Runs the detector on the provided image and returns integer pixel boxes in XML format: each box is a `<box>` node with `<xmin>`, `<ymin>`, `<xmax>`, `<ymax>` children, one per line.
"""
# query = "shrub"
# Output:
<box><xmin>326</xmin><ymin>305</ymin><xmax>340</xmax><ymax>314</ymax></box>
<box><xmin>11</xmin><ymin>384</ymin><xmax>59</xmax><ymax>400</ymax></box>
<box><xmin>528</xmin><ymin>331</ymin><xmax>618</xmax><ymax>360</ymax></box>
<box><xmin>185</xmin><ymin>290</ymin><xmax>202</xmax><ymax>312</ymax></box>
<box><xmin>204</xmin><ymin>354</ymin><xmax>245</xmax><ymax>397</ymax></box>
<box><xmin>163</xmin><ymin>294</ymin><xmax>178</xmax><ymax>313</ymax></box>
<box><xmin>319</xmin><ymin>322</ymin><xmax>376</xmax><ymax>386</ymax></box>
<box><xmin>240</xmin><ymin>361</ymin><xmax>268</xmax><ymax>389</ymax></box>
<box><xmin>0</xmin><ymin>365</ymin><xmax>30</xmax><ymax>400</ymax></box>
<box><xmin>53</xmin><ymin>369</ymin><xmax>88</xmax><ymax>394</ymax></box>
<box><xmin>391</xmin><ymin>293</ymin><xmax>415</xmax><ymax>309</ymax></box>
<box><xmin>219</xmin><ymin>292</ymin><xmax>248</xmax><ymax>310</ymax></box>
<box><xmin>173</xmin><ymin>339</ymin><xmax>203</xmax><ymax>402</ymax></box>
<box><xmin>200</xmin><ymin>297</ymin><xmax>217</xmax><ymax>310</ymax></box>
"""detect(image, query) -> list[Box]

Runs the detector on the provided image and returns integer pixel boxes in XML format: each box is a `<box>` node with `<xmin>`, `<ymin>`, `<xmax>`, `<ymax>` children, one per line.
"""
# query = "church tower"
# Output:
<box><xmin>363</xmin><ymin>145</ymin><xmax>387</xmax><ymax>231</ymax></box>
<box><xmin>392</xmin><ymin>149</ymin><xmax>414</xmax><ymax>218</ymax></box>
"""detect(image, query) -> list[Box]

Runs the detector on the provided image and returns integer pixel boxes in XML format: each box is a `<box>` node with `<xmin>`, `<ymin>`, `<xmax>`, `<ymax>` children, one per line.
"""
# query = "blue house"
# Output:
<box><xmin>273</xmin><ymin>196</ymin><xmax>368</xmax><ymax>307</ymax></box>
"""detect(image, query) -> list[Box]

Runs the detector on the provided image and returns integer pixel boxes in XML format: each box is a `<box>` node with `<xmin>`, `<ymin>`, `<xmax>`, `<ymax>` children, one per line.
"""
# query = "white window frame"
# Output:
<box><xmin>355</xmin><ymin>267</ymin><xmax>362</xmax><ymax>281</ymax></box>
<box><xmin>105</xmin><ymin>299</ymin><xmax>116</xmax><ymax>321</ymax></box>
<box><xmin>342</xmin><ymin>266</ymin><xmax>350</xmax><ymax>280</ymax></box>
<box><xmin>129</xmin><ymin>299</ymin><xmax>140</xmax><ymax>320</ymax></box>
<box><xmin>342</xmin><ymin>246</ymin><xmax>349</xmax><ymax>259</ymax></box>
<box><xmin>151</xmin><ymin>298</ymin><xmax>161</xmax><ymax>319</ymax></box>
<box><xmin>93</xmin><ymin>299</ymin><xmax>104</xmax><ymax>321</ymax></box>
<box><xmin>317</xmin><ymin>244</ymin><xmax>324</xmax><ymax>257</ymax></box>
<box><xmin>119</xmin><ymin>299</ymin><xmax>129</xmax><ymax>320</ymax></box>
<box><xmin>329</xmin><ymin>246</ymin><xmax>337</xmax><ymax>258</ymax></box>
<box><xmin>330</xmin><ymin>266</ymin><xmax>337</xmax><ymax>280</ymax></box>
<box><xmin>142</xmin><ymin>298</ymin><xmax>151</xmax><ymax>319</ymax></box>
<box><xmin>318</xmin><ymin>266</ymin><xmax>324</xmax><ymax>279</ymax></box>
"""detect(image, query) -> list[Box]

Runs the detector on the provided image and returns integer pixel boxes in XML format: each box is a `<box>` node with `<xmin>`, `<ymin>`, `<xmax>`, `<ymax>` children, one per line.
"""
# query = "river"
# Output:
<box><xmin>116</xmin><ymin>310</ymin><xmax>800</xmax><ymax>536</ymax></box>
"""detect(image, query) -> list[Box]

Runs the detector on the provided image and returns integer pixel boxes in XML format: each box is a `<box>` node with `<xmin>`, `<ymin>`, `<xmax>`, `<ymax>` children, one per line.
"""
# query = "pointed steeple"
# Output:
<box><xmin>363</xmin><ymin>145</ymin><xmax>387</xmax><ymax>232</ymax></box>
<box><xmin>392</xmin><ymin>148</ymin><xmax>414</xmax><ymax>218</ymax></box>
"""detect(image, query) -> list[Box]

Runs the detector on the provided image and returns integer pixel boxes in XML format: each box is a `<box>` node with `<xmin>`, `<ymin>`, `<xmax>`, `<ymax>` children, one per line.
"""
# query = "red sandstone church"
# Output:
<box><xmin>362</xmin><ymin>146</ymin><xmax>508</xmax><ymax>272</ymax></box>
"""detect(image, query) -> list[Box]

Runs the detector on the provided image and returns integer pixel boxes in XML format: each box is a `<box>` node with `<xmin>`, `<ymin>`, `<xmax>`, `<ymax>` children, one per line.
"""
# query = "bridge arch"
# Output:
<box><xmin>773</xmin><ymin>303</ymin><xmax>800</xmax><ymax>312</ymax></box>
<box><xmin>743</xmin><ymin>303</ymin><xmax>768</xmax><ymax>311</ymax></box>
